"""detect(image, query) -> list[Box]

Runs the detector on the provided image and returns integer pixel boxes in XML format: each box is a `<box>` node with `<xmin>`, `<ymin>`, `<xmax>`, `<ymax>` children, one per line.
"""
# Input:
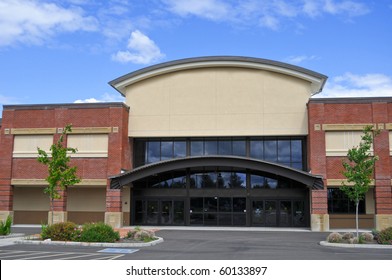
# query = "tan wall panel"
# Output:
<box><xmin>126</xmin><ymin>68</ymin><xmax>311</xmax><ymax>137</ymax></box>
<box><xmin>13</xmin><ymin>187</ymin><xmax>49</xmax><ymax>211</ymax></box>
<box><xmin>13</xmin><ymin>211</ymin><xmax>48</xmax><ymax>224</ymax></box>
<box><xmin>67</xmin><ymin>188</ymin><xmax>106</xmax><ymax>212</ymax></box>
<box><xmin>329</xmin><ymin>214</ymin><xmax>374</xmax><ymax>229</ymax></box>
<box><xmin>68</xmin><ymin>212</ymin><xmax>104</xmax><ymax>224</ymax></box>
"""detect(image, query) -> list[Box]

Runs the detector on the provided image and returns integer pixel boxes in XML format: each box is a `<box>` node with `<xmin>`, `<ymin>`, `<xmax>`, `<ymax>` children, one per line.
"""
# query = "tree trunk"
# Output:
<box><xmin>356</xmin><ymin>200</ymin><xmax>359</xmax><ymax>238</ymax></box>
<box><xmin>50</xmin><ymin>197</ymin><xmax>54</xmax><ymax>226</ymax></box>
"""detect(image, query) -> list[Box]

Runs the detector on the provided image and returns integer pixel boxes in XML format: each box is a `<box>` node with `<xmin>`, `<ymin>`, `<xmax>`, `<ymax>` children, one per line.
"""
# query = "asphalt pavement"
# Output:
<box><xmin>1</xmin><ymin>226</ymin><xmax>391</xmax><ymax>260</ymax></box>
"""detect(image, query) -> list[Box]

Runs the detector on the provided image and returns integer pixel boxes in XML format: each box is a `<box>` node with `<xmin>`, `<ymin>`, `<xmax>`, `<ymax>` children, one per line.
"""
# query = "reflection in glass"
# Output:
<box><xmin>252</xmin><ymin>201</ymin><xmax>264</xmax><ymax>225</ymax></box>
<box><xmin>135</xmin><ymin>200</ymin><xmax>144</xmax><ymax>224</ymax></box>
<box><xmin>218</xmin><ymin>140</ymin><xmax>231</xmax><ymax>155</ymax></box>
<box><xmin>233</xmin><ymin>140</ymin><xmax>246</xmax><ymax>156</ymax></box>
<box><xmin>174</xmin><ymin>141</ymin><xmax>186</xmax><ymax>158</ymax></box>
<box><xmin>230</xmin><ymin>173</ymin><xmax>246</xmax><ymax>188</ymax></box>
<box><xmin>161</xmin><ymin>141</ymin><xmax>173</xmax><ymax>161</ymax></box>
<box><xmin>204</xmin><ymin>197</ymin><xmax>217</xmax><ymax>212</ymax></box>
<box><xmin>251</xmin><ymin>175</ymin><xmax>265</xmax><ymax>188</ymax></box>
<box><xmin>291</xmin><ymin>140</ymin><xmax>302</xmax><ymax>162</ymax></box>
<box><xmin>172</xmin><ymin>176</ymin><xmax>186</xmax><ymax>188</ymax></box>
<box><xmin>201</xmin><ymin>173</ymin><xmax>216</xmax><ymax>188</ymax></box>
<box><xmin>278</xmin><ymin>140</ymin><xmax>290</xmax><ymax>162</ymax></box>
<box><xmin>147</xmin><ymin>141</ymin><xmax>160</xmax><ymax>163</ymax></box>
<box><xmin>265</xmin><ymin>178</ymin><xmax>278</xmax><ymax>189</ymax></box>
<box><xmin>205</xmin><ymin>141</ymin><xmax>217</xmax><ymax>155</ymax></box>
<box><xmin>293</xmin><ymin>201</ymin><xmax>305</xmax><ymax>227</ymax></box>
<box><xmin>264</xmin><ymin>140</ymin><xmax>277</xmax><ymax>162</ymax></box>
<box><xmin>191</xmin><ymin>141</ymin><xmax>203</xmax><ymax>156</ymax></box>
<box><xmin>250</xmin><ymin>140</ymin><xmax>263</xmax><ymax>159</ymax></box>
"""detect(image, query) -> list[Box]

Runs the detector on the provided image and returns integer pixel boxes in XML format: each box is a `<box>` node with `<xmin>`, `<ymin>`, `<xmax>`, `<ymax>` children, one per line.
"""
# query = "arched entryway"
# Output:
<box><xmin>110</xmin><ymin>156</ymin><xmax>323</xmax><ymax>227</ymax></box>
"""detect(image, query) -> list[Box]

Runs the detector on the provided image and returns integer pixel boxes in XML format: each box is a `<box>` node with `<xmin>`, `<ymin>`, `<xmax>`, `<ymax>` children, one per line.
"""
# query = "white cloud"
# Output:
<box><xmin>286</xmin><ymin>55</ymin><xmax>318</xmax><ymax>64</ymax></box>
<box><xmin>0</xmin><ymin>0</ymin><xmax>98</xmax><ymax>47</ymax></box>
<box><xmin>74</xmin><ymin>92</ymin><xmax>125</xmax><ymax>103</ymax></box>
<box><xmin>163</xmin><ymin>0</ymin><xmax>370</xmax><ymax>30</ymax></box>
<box><xmin>317</xmin><ymin>73</ymin><xmax>392</xmax><ymax>98</ymax></box>
<box><xmin>163</xmin><ymin>0</ymin><xmax>230</xmax><ymax>21</ymax></box>
<box><xmin>111</xmin><ymin>30</ymin><xmax>165</xmax><ymax>64</ymax></box>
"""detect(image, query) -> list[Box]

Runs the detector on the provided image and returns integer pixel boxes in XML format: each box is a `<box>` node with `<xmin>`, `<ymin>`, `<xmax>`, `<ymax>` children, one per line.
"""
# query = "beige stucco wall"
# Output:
<box><xmin>13</xmin><ymin>186</ymin><xmax>49</xmax><ymax>211</ymax></box>
<box><xmin>67</xmin><ymin>187</ymin><xmax>106</xmax><ymax>211</ymax></box>
<box><xmin>125</xmin><ymin>67</ymin><xmax>311</xmax><ymax>137</ymax></box>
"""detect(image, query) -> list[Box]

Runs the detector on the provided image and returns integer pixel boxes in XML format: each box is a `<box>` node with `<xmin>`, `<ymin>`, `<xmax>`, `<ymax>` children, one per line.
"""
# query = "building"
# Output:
<box><xmin>0</xmin><ymin>56</ymin><xmax>391</xmax><ymax>231</ymax></box>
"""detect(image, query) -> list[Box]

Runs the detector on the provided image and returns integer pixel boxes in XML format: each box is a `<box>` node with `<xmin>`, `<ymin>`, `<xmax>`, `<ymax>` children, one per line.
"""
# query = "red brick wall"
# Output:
<box><xmin>0</xmin><ymin>103</ymin><xmax>130</xmax><ymax>213</ymax></box>
<box><xmin>308</xmin><ymin>99</ymin><xmax>392</xmax><ymax>216</ymax></box>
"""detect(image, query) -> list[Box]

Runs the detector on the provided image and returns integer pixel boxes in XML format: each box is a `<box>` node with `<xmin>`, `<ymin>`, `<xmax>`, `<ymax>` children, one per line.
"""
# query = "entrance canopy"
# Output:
<box><xmin>110</xmin><ymin>156</ymin><xmax>323</xmax><ymax>190</ymax></box>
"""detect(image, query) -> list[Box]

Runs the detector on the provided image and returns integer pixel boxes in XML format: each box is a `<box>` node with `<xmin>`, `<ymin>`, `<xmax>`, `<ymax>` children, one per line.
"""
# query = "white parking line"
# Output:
<box><xmin>19</xmin><ymin>252</ymin><xmax>75</xmax><ymax>260</ymax></box>
<box><xmin>0</xmin><ymin>249</ymin><xmax>127</xmax><ymax>260</ymax></box>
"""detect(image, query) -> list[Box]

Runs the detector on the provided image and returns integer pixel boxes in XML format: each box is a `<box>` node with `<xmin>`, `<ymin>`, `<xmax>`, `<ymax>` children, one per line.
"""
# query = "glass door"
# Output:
<box><xmin>265</xmin><ymin>201</ymin><xmax>277</xmax><ymax>226</ymax></box>
<box><xmin>293</xmin><ymin>200</ymin><xmax>306</xmax><ymax>227</ymax></box>
<box><xmin>252</xmin><ymin>200</ymin><xmax>264</xmax><ymax>226</ymax></box>
<box><xmin>279</xmin><ymin>201</ymin><xmax>292</xmax><ymax>227</ymax></box>
<box><xmin>161</xmin><ymin>201</ymin><xmax>173</xmax><ymax>225</ymax></box>
<box><xmin>146</xmin><ymin>200</ymin><xmax>159</xmax><ymax>224</ymax></box>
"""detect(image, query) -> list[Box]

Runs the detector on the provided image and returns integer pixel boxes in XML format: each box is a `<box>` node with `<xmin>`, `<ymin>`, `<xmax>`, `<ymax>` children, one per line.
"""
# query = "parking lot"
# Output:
<box><xmin>1</xmin><ymin>227</ymin><xmax>392</xmax><ymax>260</ymax></box>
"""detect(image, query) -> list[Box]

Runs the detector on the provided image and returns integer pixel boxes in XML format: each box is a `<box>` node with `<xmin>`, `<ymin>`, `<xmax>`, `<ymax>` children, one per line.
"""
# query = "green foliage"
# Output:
<box><xmin>341</xmin><ymin>125</ymin><xmax>379</xmax><ymax>237</ymax></box>
<box><xmin>377</xmin><ymin>227</ymin><xmax>392</xmax><ymax>245</ymax></box>
<box><xmin>37</xmin><ymin>124</ymin><xmax>81</xmax><ymax>201</ymax></box>
<box><xmin>79</xmin><ymin>222</ymin><xmax>120</xmax><ymax>243</ymax></box>
<box><xmin>341</xmin><ymin>126</ymin><xmax>379</xmax><ymax>203</ymax></box>
<box><xmin>326</xmin><ymin>232</ymin><xmax>342</xmax><ymax>243</ymax></box>
<box><xmin>40</xmin><ymin>222</ymin><xmax>81</xmax><ymax>241</ymax></box>
<box><xmin>0</xmin><ymin>216</ymin><xmax>12</xmax><ymax>236</ymax></box>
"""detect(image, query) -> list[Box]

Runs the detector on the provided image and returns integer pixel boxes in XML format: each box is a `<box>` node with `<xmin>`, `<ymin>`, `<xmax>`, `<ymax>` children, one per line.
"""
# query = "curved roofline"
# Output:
<box><xmin>109</xmin><ymin>155</ymin><xmax>324</xmax><ymax>190</ymax></box>
<box><xmin>109</xmin><ymin>56</ymin><xmax>328</xmax><ymax>96</ymax></box>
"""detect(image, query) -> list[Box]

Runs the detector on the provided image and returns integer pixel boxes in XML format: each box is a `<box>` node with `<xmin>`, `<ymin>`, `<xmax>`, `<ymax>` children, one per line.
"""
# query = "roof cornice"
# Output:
<box><xmin>109</xmin><ymin>56</ymin><xmax>328</xmax><ymax>96</ymax></box>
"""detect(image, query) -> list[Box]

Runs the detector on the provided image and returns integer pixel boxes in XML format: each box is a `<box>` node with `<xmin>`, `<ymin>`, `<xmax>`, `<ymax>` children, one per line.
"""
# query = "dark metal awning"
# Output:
<box><xmin>110</xmin><ymin>156</ymin><xmax>324</xmax><ymax>190</ymax></box>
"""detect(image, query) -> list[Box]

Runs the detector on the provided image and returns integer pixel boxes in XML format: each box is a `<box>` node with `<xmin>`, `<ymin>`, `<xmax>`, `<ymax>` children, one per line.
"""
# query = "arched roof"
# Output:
<box><xmin>109</xmin><ymin>56</ymin><xmax>328</xmax><ymax>96</ymax></box>
<box><xmin>109</xmin><ymin>156</ymin><xmax>324</xmax><ymax>190</ymax></box>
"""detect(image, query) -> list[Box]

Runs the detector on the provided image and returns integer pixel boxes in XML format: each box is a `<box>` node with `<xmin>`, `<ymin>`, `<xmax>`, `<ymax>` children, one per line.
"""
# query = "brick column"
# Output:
<box><xmin>308</xmin><ymin>102</ymin><xmax>329</xmax><ymax>231</ymax></box>
<box><xmin>372</xmin><ymin>103</ymin><xmax>392</xmax><ymax>230</ymax></box>
<box><xmin>105</xmin><ymin>186</ymin><xmax>123</xmax><ymax>228</ymax></box>
<box><xmin>0</xmin><ymin>180</ymin><xmax>13</xmax><ymax>223</ymax></box>
<box><xmin>48</xmin><ymin>189</ymin><xmax>68</xmax><ymax>225</ymax></box>
<box><xmin>0</xmin><ymin>116</ymin><xmax>14</xmax><ymax>223</ymax></box>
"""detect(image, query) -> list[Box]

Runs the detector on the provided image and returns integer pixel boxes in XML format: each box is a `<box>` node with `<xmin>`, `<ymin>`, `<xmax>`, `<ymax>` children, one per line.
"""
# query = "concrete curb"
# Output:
<box><xmin>319</xmin><ymin>241</ymin><xmax>392</xmax><ymax>249</ymax></box>
<box><xmin>15</xmin><ymin>236</ymin><xmax>164</xmax><ymax>248</ymax></box>
<box><xmin>0</xmin><ymin>233</ymin><xmax>25</xmax><ymax>239</ymax></box>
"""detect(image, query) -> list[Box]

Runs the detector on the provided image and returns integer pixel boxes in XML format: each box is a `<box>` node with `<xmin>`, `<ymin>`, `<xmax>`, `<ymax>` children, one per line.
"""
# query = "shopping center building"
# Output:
<box><xmin>0</xmin><ymin>56</ymin><xmax>391</xmax><ymax>231</ymax></box>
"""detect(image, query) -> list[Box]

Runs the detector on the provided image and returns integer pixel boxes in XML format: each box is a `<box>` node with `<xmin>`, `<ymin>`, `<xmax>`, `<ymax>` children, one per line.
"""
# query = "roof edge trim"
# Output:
<box><xmin>109</xmin><ymin>56</ymin><xmax>328</xmax><ymax>96</ymax></box>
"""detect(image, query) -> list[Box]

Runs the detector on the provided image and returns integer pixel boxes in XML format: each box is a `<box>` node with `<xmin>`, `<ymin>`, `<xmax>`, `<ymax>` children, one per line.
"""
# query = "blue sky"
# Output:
<box><xmin>1</xmin><ymin>0</ymin><xmax>392</xmax><ymax>116</ymax></box>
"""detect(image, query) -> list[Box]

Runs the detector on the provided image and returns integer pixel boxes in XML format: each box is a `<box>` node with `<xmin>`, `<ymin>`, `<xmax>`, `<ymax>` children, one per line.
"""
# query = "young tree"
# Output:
<box><xmin>37</xmin><ymin>124</ymin><xmax>81</xmax><ymax>225</ymax></box>
<box><xmin>341</xmin><ymin>125</ymin><xmax>379</xmax><ymax>238</ymax></box>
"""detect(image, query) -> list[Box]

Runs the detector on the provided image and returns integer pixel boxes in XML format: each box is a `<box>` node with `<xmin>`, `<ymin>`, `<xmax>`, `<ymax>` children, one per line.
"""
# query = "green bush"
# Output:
<box><xmin>0</xmin><ymin>216</ymin><xmax>12</xmax><ymax>236</ymax></box>
<box><xmin>41</xmin><ymin>222</ymin><xmax>81</xmax><ymax>241</ymax></box>
<box><xmin>327</xmin><ymin>232</ymin><xmax>342</xmax><ymax>243</ymax></box>
<box><xmin>79</xmin><ymin>222</ymin><xmax>120</xmax><ymax>243</ymax></box>
<box><xmin>377</xmin><ymin>227</ymin><xmax>392</xmax><ymax>245</ymax></box>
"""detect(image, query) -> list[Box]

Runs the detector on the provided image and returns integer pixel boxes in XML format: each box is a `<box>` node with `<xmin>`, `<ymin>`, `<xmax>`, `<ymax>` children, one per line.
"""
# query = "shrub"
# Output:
<box><xmin>79</xmin><ymin>222</ymin><xmax>120</xmax><ymax>243</ymax></box>
<box><xmin>342</xmin><ymin>232</ymin><xmax>354</xmax><ymax>240</ymax></box>
<box><xmin>0</xmin><ymin>216</ymin><xmax>12</xmax><ymax>236</ymax></box>
<box><xmin>360</xmin><ymin>232</ymin><xmax>374</xmax><ymax>242</ymax></box>
<box><xmin>372</xmin><ymin>229</ymin><xmax>380</xmax><ymax>240</ymax></box>
<box><xmin>126</xmin><ymin>227</ymin><xmax>156</xmax><ymax>242</ymax></box>
<box><xmin>377</xmin><ymin>227</ymin><xmax>392</xmax><ymax>245</ymax></box>
<box><xmin>327</xmin><ymin>232</ymin><xmax>342</xmax><ymax>243</ymax></box>
<box><xmin>41</xmin><ymin>222</ymin><xmax>81</xmax><ymax>241</ymax></box>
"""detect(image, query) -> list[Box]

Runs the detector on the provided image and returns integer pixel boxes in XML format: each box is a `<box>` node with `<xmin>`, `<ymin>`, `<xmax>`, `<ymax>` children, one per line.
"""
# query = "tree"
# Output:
<box><xmin>341</xmin><ymin>125</ymin><xmax>379</xmax><ymax>238</ymax></box>
<box><xmin>37</xmin><ymin>124</ymin><xmax>81</xmax><ymax>225</ymax></box>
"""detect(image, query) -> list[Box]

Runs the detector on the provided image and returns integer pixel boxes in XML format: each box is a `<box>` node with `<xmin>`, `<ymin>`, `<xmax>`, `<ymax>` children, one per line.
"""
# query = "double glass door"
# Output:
<box><xmin>134</xmin><ymin>199</ymin><xmax>185</xmax><ymax>225</ymax></box>
<box><xmin>251</xmin><ymin>200</ymin><xmax>306</xmax><ymax>227</ymax></box>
